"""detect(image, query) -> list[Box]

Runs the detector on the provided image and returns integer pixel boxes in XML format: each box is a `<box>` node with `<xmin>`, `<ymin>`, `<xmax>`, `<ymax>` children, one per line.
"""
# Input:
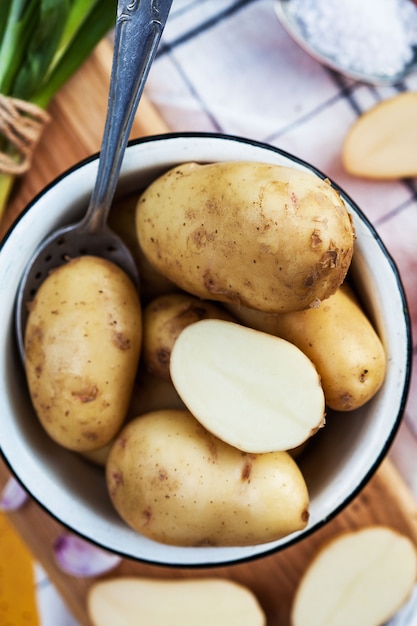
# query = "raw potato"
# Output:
<box><xmin>109</xmin><ymin>192</ymin><xmax>177</xmax><ymax>303</ymax></box>
<box><xmin>170</xmin><ymin>319</ymin><xmax>325</xmax><ymax>452</ymax></box>
<box><xmin>291</xmin><ymin>526</ymin><xmax>417</xmax><ymax>626</ymax></box>
<box><xmin>82</xmin><ymin>370</ymin><xmax>186</xmax><ymax>466</ymax></box>
<box><xmin>226</xmin><ymin>283</ymin><xmax>386</xmax><ymax>411</ymax></box>
<box><xmin>24</xmin><ymin>256</ymin><xmax>142</xmax><ymax>452</ymax></box>
<box><xmin>136</xmin><ymin>161</ymin><xmax>354</xmax><ymax>313</ymax></box>
<box><xmin>126</xmin><ymin>369</ymin><xmax>186</xmax><ymax>419</ymax></box>
<box><xmin>342</xmin><ymin>92</ymin><xmax>417</xmax><ymax>179</ymax></box>
<box><xmin>88</xmin><ymin>577</ymin><xmax>266</xmax><ymax>626</ymax></box>
<box><xmin>81</xmin><ymin>440</ymin><xmax>114</xmax><ymax>467</ymax></box>
<box><xmin>106</xmin><ymin>409</ymin><xmax>309</xmax><ymax>547</ymax></box>
<box><xmin>142</xmin><ymin>292</ymin><xmax>234</xmax><ymax>380</ymax></box>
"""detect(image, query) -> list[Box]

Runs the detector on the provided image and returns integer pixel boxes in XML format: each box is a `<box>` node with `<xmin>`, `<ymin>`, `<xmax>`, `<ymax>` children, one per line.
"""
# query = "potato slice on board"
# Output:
<box><xmin>342</xmin><ymin>92</ymin><xmax>417</xmax><ymax>179</ymax></box>
<box><xmin>88</xmin><ymin>577</ymin><xmax>266</xmax><ymax>626</ymax></box>
<box><xmin>291</xmin><ymin>525</ymin><xmax>417</xmax><ymax>626</ymax></box>
<box><xmin>170</xmin><ymin>319</ymin><xmax>325</xmax><ymax>453</ymax></box>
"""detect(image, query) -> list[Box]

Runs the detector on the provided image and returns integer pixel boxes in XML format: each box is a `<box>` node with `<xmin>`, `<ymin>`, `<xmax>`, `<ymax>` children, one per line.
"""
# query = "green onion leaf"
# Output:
<box><xmin>48</xmin><ymin>0</ymin><xmax>106</xmax><ymax>74</ymax></box>
<box><xmin>33</xmin><ymin>0</ymin><xmax>116</xmax><ymax>108</ymax></box>
<box><xmin>11</xmin><ymin>0</ymin><xmax>71</xmax><ymax>101</ymax></box>
<box><xmin>0</xmin><ymin>0</ymin><xmax>117</xmax><ymax>220</ymax></box>
<box><xmin>0</xmin><ymin>0</ymin><xmax>14</xmax><ymax>43</ymax></box>
<box><xmin>0</xmin><ymin>0</ymin><xmax>38</xmax><ymax>94</ymax></box>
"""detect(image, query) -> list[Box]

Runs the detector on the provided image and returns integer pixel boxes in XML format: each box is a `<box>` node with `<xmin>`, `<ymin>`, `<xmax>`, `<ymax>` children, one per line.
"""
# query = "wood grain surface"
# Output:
<box><xmin>1</xmin><ymin>457</ymin><xmax>417</xmax><ymax>626</ymax></box>
<box><xmin>1</xmin><ymin>37</ymin><xmax>417</xmax><ymax>626</ymax></box>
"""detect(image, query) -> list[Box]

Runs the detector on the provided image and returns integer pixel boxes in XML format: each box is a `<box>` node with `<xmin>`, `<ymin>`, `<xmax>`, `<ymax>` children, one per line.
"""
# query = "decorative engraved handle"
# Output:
<box><xmin>85</xmin><ymin>0</ymin><xmax>173</xmax><ymax>231</ymax></box>
<box><xmin>119</xmin><ymin>0</ymin><xmax>166</xmax><ymax>25</ymax></box>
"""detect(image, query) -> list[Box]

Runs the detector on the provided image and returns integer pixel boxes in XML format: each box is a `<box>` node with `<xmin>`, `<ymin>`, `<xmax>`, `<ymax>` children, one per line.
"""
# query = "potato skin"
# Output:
<box><xmin>142</xmin><ymin>292</ymin><xmax>234</xmax><ymax>380</ymax></box>
<box><xmin>109</xmin><ymin>193</ymin><xmax>178</xmax><ymax>304</ymax></box>
<box><xmin>136</xmin><ymin>161</ymin><xmax>354</xmax><ymax>313</ymax></box>
<box><xmin>227</xmin><ymin>283</ymin><xmax>386</xmax><ymax>411</ymax></box>
<box><xmin>82</xmin><ymin>371</ymin><xmax>186</xmax><ymax>467</ymax></box>
<box><xmin>24</xmin><ymin>256</ymin><xmax>142</xmax><ymax>452</ymax></box>
<box><xmin>106</xmin><ymin>409</ymin><xmax>309</xmax><ymax>547</ymax></box>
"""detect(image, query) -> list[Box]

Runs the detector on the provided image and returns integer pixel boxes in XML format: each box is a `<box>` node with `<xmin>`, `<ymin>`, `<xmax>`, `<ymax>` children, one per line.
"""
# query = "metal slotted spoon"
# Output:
<box><xmin>15</xmin><ymin>0</ymin><xmax>173</xmax><ymax>362</ymax></box>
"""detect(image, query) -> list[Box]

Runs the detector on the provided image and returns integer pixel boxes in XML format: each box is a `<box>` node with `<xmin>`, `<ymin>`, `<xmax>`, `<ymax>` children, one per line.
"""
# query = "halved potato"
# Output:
<box><xmin>343</xmin><ymin>92</ymin><xmax>417</xmax><ymax>179</ymax></box>
<box><xmin>170</xmin><ymin>319</ymin><xmax>325</xmax><ymax>452</ymax></box>
<box><xmin>88</xmin><ymin>577</ymin><xmax>266</xmax><ymax>626</ymax></box>
<box><xmin>292</xmin><ymin>525</ymin><xmax>417</xmax><ymax>626</ymax></box>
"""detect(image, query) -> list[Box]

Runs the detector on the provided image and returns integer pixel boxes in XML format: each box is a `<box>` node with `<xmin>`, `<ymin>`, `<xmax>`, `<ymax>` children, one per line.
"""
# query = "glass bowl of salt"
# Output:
<box><xmin>275</xmin><ymin>0</ymin><xmax>417</xmax><ymax>85</ymax></box>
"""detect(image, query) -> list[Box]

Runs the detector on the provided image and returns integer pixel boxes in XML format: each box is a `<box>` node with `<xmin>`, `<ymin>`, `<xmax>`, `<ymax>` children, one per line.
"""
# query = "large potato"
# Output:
<box><xmin>24</xmin><ymin>256</ymin><xmax>142</xmax><ymax>452</ymax></box>
<box><xmin>136</xmin><ymin>161</ymin><xmax>354</xmax><ymax>313</ymax></box>
<box><xmin>106</xmin><ymin>409</ymin><xmax>309</xmax><ymax>547</ymax></box>
<box><xmin>226</xmin><ymin>283</ymin><xmax>386</xmax><ymax>412</ymax></box>
<box><xmin>142</xmin><ymin>292</ymin><xmax>234</xmax><ymax>380</ymax></box>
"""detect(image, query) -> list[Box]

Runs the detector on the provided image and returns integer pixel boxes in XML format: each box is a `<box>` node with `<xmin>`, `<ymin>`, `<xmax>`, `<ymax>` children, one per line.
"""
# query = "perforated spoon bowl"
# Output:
<box><xmin>15</xmin><ymin>0</ymin><xmax>173</xmax><ymax>362</ymax></box>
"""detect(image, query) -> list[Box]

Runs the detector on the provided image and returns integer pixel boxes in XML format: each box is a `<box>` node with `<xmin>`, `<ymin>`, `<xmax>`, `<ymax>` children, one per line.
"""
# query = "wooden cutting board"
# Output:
<box><xmin>1</xmin><ymin>37</ymin><xmax>417</xmax><ymax>626</ymax></box>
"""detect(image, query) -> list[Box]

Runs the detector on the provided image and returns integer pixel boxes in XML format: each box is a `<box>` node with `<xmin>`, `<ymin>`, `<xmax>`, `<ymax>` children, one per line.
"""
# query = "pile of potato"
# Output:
<box><xmin>23</xmin><ymin>160</ymin><xmax>386</xmax><ymax>548</ymax></box>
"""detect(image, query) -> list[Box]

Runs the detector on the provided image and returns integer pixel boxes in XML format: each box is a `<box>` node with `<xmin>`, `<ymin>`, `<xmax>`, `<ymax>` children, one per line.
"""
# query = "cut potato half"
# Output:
<box><xmin>170</xmin><ymin>319</ymin><xmax>325</xmax><ymax>453</ymax></box>
<box><xmin>87</xmin><ymin>577</ymin><xmax>266</xmax><ymax>626</ymax></box>
<box><xmin>291</xmin><ymin>525</ymin><xmax>417</xmax><ymax>626</ymax></box>
<box><xmin>342</xmin><ymin>92</ymin><xmax>417</xmax><ymax>179</ymax></box>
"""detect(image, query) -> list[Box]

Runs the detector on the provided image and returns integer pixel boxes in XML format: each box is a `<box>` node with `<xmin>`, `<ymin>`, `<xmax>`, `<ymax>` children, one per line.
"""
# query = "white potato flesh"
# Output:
<box><xmin>88</xmin><ymin>577</ymin><xmax>266</xmax><ymax>626</ymax></box>
<box><xmin>170</xmin><ymin>319</ymin><xmax>325</xmax><ymax>452</ymax></box>
<box><xmin>342</xmin><ymin>92</ymin><xmax>417</xmax><ymax>179</ymax></box>
<box><xmin>292</xmin><ymin>526</ymin><xmax>417</xmax><ymax>626</ymax></box>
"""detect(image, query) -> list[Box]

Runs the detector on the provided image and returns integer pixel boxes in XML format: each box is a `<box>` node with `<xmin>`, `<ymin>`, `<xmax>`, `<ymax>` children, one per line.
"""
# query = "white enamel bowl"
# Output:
<box><xmin>0</xmin><ymin>133</ymin><xmax>411</xmax><ymax>567</ymax></box>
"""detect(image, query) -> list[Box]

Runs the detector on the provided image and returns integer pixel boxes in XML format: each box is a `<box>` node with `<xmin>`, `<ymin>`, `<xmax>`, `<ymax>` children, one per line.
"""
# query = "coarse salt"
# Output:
<box><xmin>287</xmin><ymin>0</ymin><xmax>417</xmax><ymax>78</ymax></box>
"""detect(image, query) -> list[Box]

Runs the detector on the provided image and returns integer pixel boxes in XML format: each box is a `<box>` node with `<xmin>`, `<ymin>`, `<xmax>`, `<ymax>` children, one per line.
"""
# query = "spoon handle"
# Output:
<box><xmin>85</xmin><ymin>0</ymin><xmax>173</xmax><ymax>232</ymax></box>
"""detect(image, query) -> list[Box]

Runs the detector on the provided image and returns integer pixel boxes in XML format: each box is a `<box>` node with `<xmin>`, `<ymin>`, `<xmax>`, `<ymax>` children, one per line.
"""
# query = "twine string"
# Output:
<box><xmin>0</xmin><ymin>94</ymin><xmax>51</xmax><ymax>176</ymax></box>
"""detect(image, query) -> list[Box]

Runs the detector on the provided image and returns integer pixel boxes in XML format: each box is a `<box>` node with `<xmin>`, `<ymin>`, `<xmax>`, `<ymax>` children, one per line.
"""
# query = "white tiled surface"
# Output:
<box><xmin>38</xmin><ymin>0</ymin><xmax>417</xmax><ymax>622</ymax></box>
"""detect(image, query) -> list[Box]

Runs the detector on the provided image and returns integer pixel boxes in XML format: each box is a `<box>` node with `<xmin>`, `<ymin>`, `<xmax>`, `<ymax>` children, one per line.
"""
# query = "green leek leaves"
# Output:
<box><xmin>0</xmin><ymin>0</ymin><xmax>116</xmax><ymax>218</ymax></box>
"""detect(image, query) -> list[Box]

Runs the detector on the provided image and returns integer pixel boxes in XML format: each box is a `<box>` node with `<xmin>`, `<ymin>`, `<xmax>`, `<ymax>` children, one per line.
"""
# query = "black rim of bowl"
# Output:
<box><xmin>1</xmin><ymin>131</ymin><xmax>412</xmax><ymax>567</ymax></box>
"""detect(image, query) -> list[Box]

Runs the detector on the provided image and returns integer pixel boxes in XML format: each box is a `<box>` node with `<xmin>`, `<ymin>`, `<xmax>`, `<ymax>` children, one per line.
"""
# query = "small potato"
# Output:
<box><xmin>106</xmin><ymin>409</ymin><xmax>309</xmax><ymax>547</ymax></box>
<box><xmin>126</xmin><ymin>369</ymin><xmax>186</xmax><ymax>420</ymax></box>
<box><xmin>136</xmin><ymin>161</ymin><xmax>354</xmax><ymax>313</ymax></box>
<box><xmin>227</xmin><ymin>283</ymin><xmax>386</xmax><ymax>412</ymax></box>
<box><xmin>82</xmin><ymin>370</ymin><xmax>186</xmax><ymax>467</ymax></box>
<box><xmin>82</xmin><ymin>440</ymin><xmax>114</xmax><ymax>467</ymax></box>
<box><xmin>109</xmin><ymin>193</ymin><xmax>177</xmax><ymax>303</ymax></box>
<box><xmin>24</xmin><ymin>256</ymin><xmax>142</xmax><ymax>452</ymax></box>
<box><xmin>142</xmin><ymin>292</ymin><xmax>234</xmax><ymax>380</ymax></box>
